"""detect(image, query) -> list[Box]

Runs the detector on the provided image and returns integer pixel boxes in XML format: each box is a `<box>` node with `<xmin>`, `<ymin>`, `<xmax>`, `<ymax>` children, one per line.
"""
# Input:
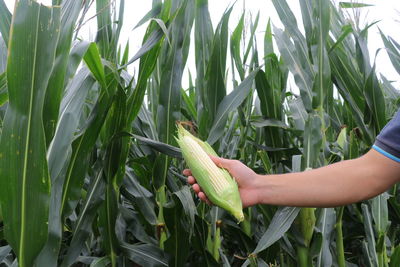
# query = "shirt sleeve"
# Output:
<box><xmin>372</xmin><ymin>109</ymin><xmax>400</xmax><ymax>163</ymax></box>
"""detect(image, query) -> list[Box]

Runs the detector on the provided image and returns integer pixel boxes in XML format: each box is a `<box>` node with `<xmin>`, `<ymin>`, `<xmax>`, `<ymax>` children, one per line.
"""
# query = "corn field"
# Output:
<box><xmin>0</xmin><ymin>0</ymin><xmax>400</xmax><ymax>266</ymax></box>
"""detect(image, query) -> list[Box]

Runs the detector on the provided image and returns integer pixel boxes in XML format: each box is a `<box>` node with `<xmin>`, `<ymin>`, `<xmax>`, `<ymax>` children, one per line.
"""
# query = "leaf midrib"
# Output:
<box><xmin>20</xmin><ymin>5</ymin><xmax>41</xmax><ymax>263</ymax></box>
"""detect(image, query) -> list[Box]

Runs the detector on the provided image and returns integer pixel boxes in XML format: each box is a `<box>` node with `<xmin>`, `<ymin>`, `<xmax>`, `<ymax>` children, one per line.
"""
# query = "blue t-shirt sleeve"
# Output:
<box><xmin>372</xmin><ymin>109</ymin><xmax>400</xmax><ymax>163</ymax></box>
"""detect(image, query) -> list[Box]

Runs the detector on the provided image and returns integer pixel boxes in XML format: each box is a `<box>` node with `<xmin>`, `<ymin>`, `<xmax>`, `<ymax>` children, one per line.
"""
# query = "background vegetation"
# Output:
<box><xmin>0</xmin><ymin>0</ymin><xmax>400</xmax><ymax>266</ymax></box>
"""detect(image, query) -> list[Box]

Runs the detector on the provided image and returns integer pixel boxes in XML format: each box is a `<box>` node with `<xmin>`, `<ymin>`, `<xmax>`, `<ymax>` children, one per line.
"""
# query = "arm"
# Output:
<box><xmin>257</xmin><ymin>149</ymin><xmax>400</xmax><ymax>207</ymax></box>
<box><xmin>185</xmin><ymin>149</ymin><xmax>400</xmax><ymax>208</ymax></box>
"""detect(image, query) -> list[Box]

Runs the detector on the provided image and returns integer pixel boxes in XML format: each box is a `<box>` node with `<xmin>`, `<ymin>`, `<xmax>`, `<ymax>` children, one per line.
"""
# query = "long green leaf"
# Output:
<box><xmin>36</xmin><ymin>69</ymin><xmax>95</xmax><ymax>267</ymax></box>
<box><xmin>0</xmin><ymin>0</ymin><xmax>11</xmax><ymax>46</ymax></box>
<box><xmin>123</xmin><ymin>169</ymin><xmax>157</xmax><ymax>225</ymax></box>
<box><xmin>361</xmin><ymin>204</ymin><xmax>378</xmax><ymax>266</ymax></box>
<box><xmin>61</xmin><ymin>64</ymin><xmax>117</xmax><ymax>218</ymax></box>
<box><xmin>155</xmin><ymin>0</ymin><xmax>194</xmax><ymax>189</ymax></box>
<box><xmin>61</xmin><ymin>166</ymin><xmax>106</xmax><ymax>267</ymax></box>
<box><xmin>0</xmin><ymin>72</ymin><xmax>7</xmax><ymax>107</ymax></box>
<box><xmin>252</xmin><ymin>207</ymin><xmax>300</xmax><ymax>254</ymax></box>
<box><xmin>121</xmin><ymin>243</ymin><xmax>169</xmax><ymax>267</ymax></box>
<box><xmin>194</xmin><ymin>0</ymin><xmax>213</xmax><ymax>139</ymax></box>
<box><xmin>316</xmin><ymin>208</ymin><xmax>335</xmax><ymax>267</ymax></box>
<box><xmin>230</xmin><ymin>13</ymin><xmax>244</xmax><ymax>80</ymax></box>
<box><xmin>312</xmin><ymin>0</ymin><xmax>332</xmax><ymax>110</ymax></box>
<box><xmin>203</xmin><ymin>6</ymin><xmax>232</xmax><ymax>132</ymax></box>
<box><xmin>0</xmin><ymin>2</ymin><xmax>60</xmax><ymax>266</ymax></box>
<box><xmin>43</xmin><ymin>0</ymin><xmax>83</xmax><ymax>145</ymax></box>
<box><xmin>207</xmin><ymin>69</ymin><xmax>258</xmax><ymax>145</ymax></box>
<box><xmin>339</xmin><ymin>2</ymin><xmax>373</xmax><ymax>8</ymax></box>
<box><xmin>126</xmin><ymin>21</ymin><xmax>165</xmax><ymax>124</ymax></box>
<box><xmin>274</xmin><ymin>27</ymin><xmax>313</xmax><ymax>110</ymax></box>
<box><xmin>364</xmin><ymin>66</ymin><xmax>386</xmax><ymax>135</ymax></box>
<box><xmin>99</xmin><ymin>88</ymin><xmax>128</xmax><ymax>267</ymax></box>
<box><xmin>164</xmin><ymin>194</ymin><xmax>190</xmax><ymax>267</ymax></box>
<box><xmin>380</xmin><ymin>31</ymin><xmax>400</xmax><ymax>76</ymax></box>
<box><xmin>302</xmin><ymin>113</ymin><xmax>323</xmax><ymax>169</ymax></box>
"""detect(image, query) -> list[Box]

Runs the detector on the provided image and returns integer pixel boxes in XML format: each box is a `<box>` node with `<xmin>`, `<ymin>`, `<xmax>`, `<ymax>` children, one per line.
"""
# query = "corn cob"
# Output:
<box><xmin>176</xmin><ymin>125</ymin><xmax>244</xmax><ymax>222</ymax></box>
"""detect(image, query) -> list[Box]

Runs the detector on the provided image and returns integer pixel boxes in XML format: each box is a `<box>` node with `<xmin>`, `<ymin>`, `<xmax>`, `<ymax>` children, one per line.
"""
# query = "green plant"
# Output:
<box><xmin>0</xmin><ymin>0</ymin><xmax>399</xmax><ymax>266</ymax></box>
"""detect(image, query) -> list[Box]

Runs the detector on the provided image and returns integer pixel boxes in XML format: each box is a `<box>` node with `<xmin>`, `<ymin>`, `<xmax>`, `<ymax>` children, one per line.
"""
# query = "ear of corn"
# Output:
<box><xmin>176</xmin><ymin>125</ymin><xmax>244</xmax><ymax>222</ymax></box>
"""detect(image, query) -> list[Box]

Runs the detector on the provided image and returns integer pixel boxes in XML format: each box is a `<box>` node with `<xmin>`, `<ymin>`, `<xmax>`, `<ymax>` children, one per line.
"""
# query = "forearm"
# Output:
<box><xmin>254</xmin><ymin>150</ymin><xmax>400</xmax><ymax>207</ymax></box>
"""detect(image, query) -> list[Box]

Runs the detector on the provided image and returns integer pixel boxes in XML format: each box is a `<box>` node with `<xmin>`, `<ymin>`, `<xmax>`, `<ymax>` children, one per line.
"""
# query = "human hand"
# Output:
<box><xmin>183</xmin><ymin>155</ymin><xmax>260</xmax><ymax>208</ymax></box>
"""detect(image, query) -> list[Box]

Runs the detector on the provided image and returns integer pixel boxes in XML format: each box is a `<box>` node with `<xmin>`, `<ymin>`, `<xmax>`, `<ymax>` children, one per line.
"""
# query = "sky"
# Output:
<box><xmin>3</xmin><ymin>0</ymin><xmax>400</xmax><ymax>90</ymax></box>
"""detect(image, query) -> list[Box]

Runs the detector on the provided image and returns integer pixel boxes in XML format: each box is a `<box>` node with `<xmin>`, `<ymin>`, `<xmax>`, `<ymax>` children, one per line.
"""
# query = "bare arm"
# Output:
<box><xmin>185</xmin><ymin>149</ymin><xmax>400</xmax><ymax>208</ymax></box>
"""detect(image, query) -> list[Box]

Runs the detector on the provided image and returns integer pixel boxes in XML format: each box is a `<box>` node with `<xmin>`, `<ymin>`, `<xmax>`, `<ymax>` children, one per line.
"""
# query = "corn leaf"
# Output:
<box><xmin>230</xmin><ymin>13</ymin><xmax>245</xmax><ymax>80</ymax></box>
<box><xmin>43</xmin><ymin>0</ymin><xmax>83</xmax><ymax>145</ymax></box>
<box><xmin>251</xmin><ymin>207</ymin><xmax>300</xmax><ymax>255</ymax></box>
<box><xmin>0</xmin><ymin>72</ymin><xmax>7</xmax><ymax>107</ymax></box>
<box><xmin>0</xmin><ymin>0</ymin><xmax>11</xmax><ymax>46</ymax></box>
<box><xmin>203</xmin><ymin>6</ymin><xmax>232</xmax><ymax>131</ymax></box>
<box><xmin>361</xmin><ymin>204</ymin><xmax>379</xmax><ymax>266</ymax></box>
<box><xmin>0</xmin><ymin>37</ymin><xmax>6</xmax><ymax>72</ymax></box>
<box><xmin>380</xmin><ymin>30</ymin><xmax>400</xmax><ymax>76</ymax></box>
<box><xmin>339</xmin><ymin>2</ymin><xmax>373</xmax><ymax>8</ymax></box>
<box><xmin>194</xmin><ymin>0</ymin><xmax>213</xmax><ymax>138</ymax></box>
<box><xmin>122</xmin><ymin>169</ymin><xmax>157</xmax><ymax>225</ymax></box>
<box><xmin>0</xmin><ymin>2</ymin><xmax>60</xmax><ymax>266</ymax></box>
<box><xmin>316</xmin><ymin>208</ymin><xmax>336</xmax><ymax>267</ymax></box>
<box><xmin>126</xmin><ymin>21</ymin><xmax>165</xmax><ymax>124</ymax></box>
<box><xmin>61</xmin><ymin>52</ymin><xmax>118</xmax><ymax>218</ymax></box>
<box><xmin>120</xmin><ymin>243</ymin><xmax>169</xmax><ymax>267</ymax></box>
<box><xmin>154</xmin><ymin>0</ymin><xmax>194</xmax><ymax>189</ymax></box>
<box><xmin>363</xmin><ymin>66</ymin><xmax>386</xmax><ymax>136</ymax></box>
<box><xmin>302</xmin><ymin>113</ymin><xmax>323</xmax><ymax>169</ymax></box>
<box><xmin>133</xmin><ymin>2</ymin><xmax>162</xmax><ymax>30</ymax></box>
<box><xmin>36</xmin><ymin>69</ymin><xmax>94</xmax><ymax>266</ymax></box>
<box><xmin>0</xmin><ymin>245</ymin><xmax>11</xmax><ymax>263</ymax></box>
<box><xmin>207</xmin><ymin>69</ymin><xmax>258</xmax><ymax>145</ymax></box>
<box><xmin>164</xmin><ymin>194</ymin><xmax>191</xmax><ymax>267</ymax></box>
<box><xmin>274</xmin><ymin>27</ymin><xmax>313</xmax><ymax>110</ymax></box>
<box><xmin>61</xmin><ymin>166</ymin><xmax>106</xmax><ymax>267</ymax></box>
<box><xmin>98</xmin><ymin>88</ymin><xmax>128</xmax><ymax>267</ymax></box>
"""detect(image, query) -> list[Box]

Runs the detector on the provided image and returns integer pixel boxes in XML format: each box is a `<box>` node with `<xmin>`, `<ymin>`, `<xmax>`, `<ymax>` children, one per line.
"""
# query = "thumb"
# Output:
<box><xmin>209</xmin><ymin>155</ymin><xmax>232</xmax><ymax>169</ymax></box>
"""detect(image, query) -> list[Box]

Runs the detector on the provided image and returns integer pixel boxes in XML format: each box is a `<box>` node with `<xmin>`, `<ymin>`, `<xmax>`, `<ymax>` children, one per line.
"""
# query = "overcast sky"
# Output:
<box><xmin>4</xmin><ymin>0</ymin><xmax>400</xmax><ymax>90</ymax></box>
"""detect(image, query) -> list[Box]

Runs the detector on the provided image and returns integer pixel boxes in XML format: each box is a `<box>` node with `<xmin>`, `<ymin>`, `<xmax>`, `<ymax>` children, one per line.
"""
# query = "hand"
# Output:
<box><xmin>183</xmin><ymin>155</ymin><xmax>260</xmax><ymax>208</ymax></box>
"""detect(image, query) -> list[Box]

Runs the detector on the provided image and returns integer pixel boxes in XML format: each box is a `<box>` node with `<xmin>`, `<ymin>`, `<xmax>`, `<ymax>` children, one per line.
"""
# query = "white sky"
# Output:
<box><xmin>4</xmin><ymin>0</ymin><xmax>400</xmax><ymax>91</ymax></box>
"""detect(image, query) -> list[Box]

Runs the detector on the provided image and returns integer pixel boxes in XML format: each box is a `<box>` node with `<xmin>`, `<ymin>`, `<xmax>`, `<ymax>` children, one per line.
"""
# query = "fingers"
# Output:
<box><xmin>183</xmin><ymin>167</ymin><xmax>212</xmax><ymax>206</ymax></box>
<box><xmin>210</xmin><ymin>155</ymin><xmax>233</xmax><ymax>169</ymax></box>
<box><xmin>187</xmin><ymin>176</ymin><xmax>196</xmax><ymax>185</ymax></box>
<box><xmin>190</xmin><ymin>182</ymin><xmax>212</xmax><ymax>205</ymax></box>
<box><xmin>198</xmin><ymin>192</ymin><xmax>211</xmax><ymax>205</ymax></box>
<box><xmin>192</xmin><ymin>183</ymin><xmax>201</xmax><ymax>193</ymax></box>
<box><xmin>183</xmin><ymin>169</ymin><xmax>192</xmax><ymax>176</ymax></box>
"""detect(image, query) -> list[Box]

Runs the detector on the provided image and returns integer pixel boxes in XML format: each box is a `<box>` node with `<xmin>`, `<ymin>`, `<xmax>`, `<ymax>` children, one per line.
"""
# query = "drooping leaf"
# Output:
<box><xmin>120</xmin><ymin>243</ymin><xmax>169</xmax><ymax>267</ymax></box>
<box><xmin>61</xmin><ymin>166</ymin><xmax>106</xmax><ymax>267</ymax></box>
<box><xmin>133</xmin><ymin>2</ymin><xmax>162</xmax><ymax>30</ymax></box>
<box><xmin>61</xmin><ymin>66</ymin><xmax>118</xmax><ymax>219</ymax></box>
<box><xmin>252</xmin><ymin>207</ymin><xmax>300</xmax><ymax>255</ymax></box>
<box><xmin>43</xmin><ymin>0</ymin><xmax>84</xmax><ymax>145</ymax></box>
<box><xmin>122</xmin><ymin>169</ymin><xmax>157</xmax><ymax>225</ymax></box>
<box><xmin>339</xmin><ymin>2</ymin><xmax>373</xmax><ymax>8</ymax></box>
<box><xmin>207</xmin><ymin>69</ymin><xmax>259</xmax><ymax>145</ymax></box>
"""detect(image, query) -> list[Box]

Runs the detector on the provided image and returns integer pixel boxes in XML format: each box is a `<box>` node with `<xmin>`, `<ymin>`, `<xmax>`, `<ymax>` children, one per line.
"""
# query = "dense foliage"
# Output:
<box><xmin>0</xmin><ymin>0</ymin><xmax>399</xmax><ymax>266</ymax></box>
